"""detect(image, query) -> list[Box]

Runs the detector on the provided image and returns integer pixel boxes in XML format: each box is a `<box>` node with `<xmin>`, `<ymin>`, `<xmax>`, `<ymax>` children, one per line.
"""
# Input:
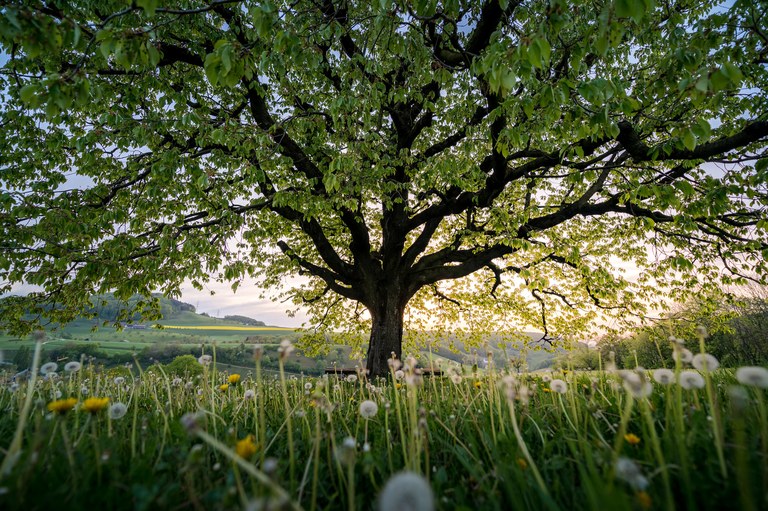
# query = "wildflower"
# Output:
<box><xmin>109</xmin><ymin>402</ymin><xmax>128</xmax><ymax>420</ymax></box>
<box><xmin>550</xmin><ymin>379</ymin><xmax>568</xmax><ymax>394</ymax></box>
<box><xmin>614</xmin><ymin>457</ymin><xmax>648</xmax><ymax>490</ymax></box>
<box><xmin>473</xmin><ymin>380</ymin><xmax>483</xmax><ymax>389</ymax></box>
<box><xmin>244</xmin><ymin>389</ymin><xmax>255</xmax><ymax>400</ymax></box>
<box><xmin>653</xmin><ymin>368</ymin><xmax>675</xmax><ymax>385</ymax></box>
<box><xmin>388</xmin><ymin>357</ymin><xmax>403</xmax><ymax>371</ymax></box>
<box><xmin>620</xmin><ymin>371</ymin><xmax>652</xmax><ymax>399</ymax></box>
<box><xmin>359</xmin><ymin>400</ymin><xmax>378</xmax><ymax>419</ymax></box>
<box><xmin>40</xmin><ymin>362</ymin><xmax>58</xmax><ymax>375</ymax></box>
<box><xmin>172</xmin><ymin>377</ymin><xmax>182</xmax><ymax>386</ymax></box>
<box><xmin>450</xmin><ymin>373</ymin><xmax>462</xmax><ymax>384</ymax></box>
<box><xmin>541</xmin><ymin>373</ymin><xmax>552</xmax><ymax>383</ymax></box>
<box><xmin>180</xmin><ymin>411</ymin><xmax>205</xmax><ymax>434</ymax></box>
<box><xmin>346</xmin><ymin>374</ymin><xmax>358</xmax><ymax>383</ymax></box>
<box><xmin>114</xmin><ymin>376</ymin><xmax>125</xmax><ymax>385</ymax></box>
<box><xmin>624</xmin><ymin>433</ymin><xmax>641</xmax><ymax>445</ymax></box>
<box><xmin>672</xmin><ymin>347</ymin><xmax>693</xmax><ymax>364</ymax></box>
<box><xmin>636</xmin><ymin>491</ymin><xmax>652</xmax><ymax>510</ymax></box>
<box><xmin>394</xmin><ymin>370</ymin><xmax>405</xmax><ymax>380</ymax></box>
<box><xmin>82</xmin><ymin>397</ymin><xmax>110</xmax><ymax>414</ymax></box>
<box><xmin>47</xmin><ymin>397</ymin><xmax>77</xmax><ymax>415</ymax></box>
<box><xmin>678</xmin><ymin>370</ymin><xmax>705</xmax><ymax>390</ymax></box>
<box><xmin>516</xmin><ymin>458</ymin><xmax>528</xmax><ymax>470</ymax></box>
<box><xmin>81</xmin><ymin>386</ymin><xmax>90</xmax><ymax>396</ymax></box>
<box><xmin>335</xmin><ymin>436</ymin><xmax>357</xmax><ymax>466</ymax></box>
<box><xmin>735</xmin><ymin>366</ymin><xmax>768</xmax><ymax>389</ymax></box>
<box><xmin>236</xmin><ymin>435</ymin><xmax>258</xmax><ymax>459</ymax></box>
<box><xmin>278</xmin><ymin>339</ymin><xmax>294</xmax><ymax>360</ymax></box>
<box><xmin>378</xmin><ymin>471</ymin><xmax>434</xmax><ymax>511</ymax></box>
<box><xmin>695</xmin><ymin>325</ymin><xmax>708</xmax><ymax>339</ymax></box>
<box><xmin>64</xmin><ymin>361</ymin><xmax>81</xmax><ymax>373</ymax></box>
<box><xmin>692</xmin><ymin>353</ymin><xmax>719</xmax><ymax>372</ymax></box>
<box><xmin>304</xmin><ymin>382</ymin><xmax>313</xmax><ymax>390</ymax></box>
<box><xmin>227</xmin><ymin>373</ymin><xmax>241</xmax><ymax>385</ymax></box>
<box><xmin>198</xmin><ymin>354</ymin><xmax>212</xmax><ymax>366</ymax></box>
<box><xmin>219</xmin><ymin>384</ymin><xmax>229</xmax><ymax>392</ymax></box>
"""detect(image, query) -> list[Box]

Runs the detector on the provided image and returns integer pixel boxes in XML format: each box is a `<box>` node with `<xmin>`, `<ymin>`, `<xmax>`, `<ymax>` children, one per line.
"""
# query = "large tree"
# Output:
<box><xmin>1</xmin><ymin>0</ymin><xmax>767</xmax><ymax>375</ymax></box>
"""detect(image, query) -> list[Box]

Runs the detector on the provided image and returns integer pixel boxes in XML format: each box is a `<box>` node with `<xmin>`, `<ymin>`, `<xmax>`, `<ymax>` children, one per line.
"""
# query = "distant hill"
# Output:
<box><xmin>87</xmin><ymin>293</ymin><xmax>197</xmax><ymax>322</ymax></box>
<box><xmin>223</xmin><ymin>315</ymin><xmax>266</xmax><ymax>327</ymax></box>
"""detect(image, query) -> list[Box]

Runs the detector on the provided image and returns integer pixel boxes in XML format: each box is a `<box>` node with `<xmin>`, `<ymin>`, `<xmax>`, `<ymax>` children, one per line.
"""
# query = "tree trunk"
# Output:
<box><xmin>366</xmin><ymin>291</ymin><xmax>405</xmax><ymax>377</ymax></box>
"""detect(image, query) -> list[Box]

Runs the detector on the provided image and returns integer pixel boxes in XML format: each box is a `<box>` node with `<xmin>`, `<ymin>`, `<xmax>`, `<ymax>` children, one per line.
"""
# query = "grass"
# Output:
<box><xmin>0</xmin><ymin>344</ymin><xmax>766</xmax><ymax>511</ymax></box>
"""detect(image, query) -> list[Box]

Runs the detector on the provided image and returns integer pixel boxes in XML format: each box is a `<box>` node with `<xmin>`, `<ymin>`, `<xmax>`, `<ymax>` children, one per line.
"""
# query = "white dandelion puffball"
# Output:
<box><xmin>378</xmin><ymin>471</ymin><xmax>434</xmax><ymax>511</ymax></box>
<box><xmin>541</xmin><ymin>373</ymin><xmax>553</xmax><ymax>383</ymax></box>
<box><xmin>653</xmin><ymin>369</ymin><xmax>675</xmax><ymax>385</ymax></box>
<box><xmin>40</xmin><ymin>362</ymin><xmax>58</xmax><ymax>375</ymax></box>
<box><xmin>394</xmin><ymin>370</ymin><xmax>405</xmax><ymax>380</ymax></box>
<box><xmin>346</xmin><ymin>374</ymin><xmax>358</xmax><ymax>383</ymax></box>
<box><xmin>304</xmin><ymin>382</ymin><xmax>313</xmax><ymax>390</ymax></box>
<box><xmin>614</xmin><ymin>457</ymin><xmax>649</xmax><ymax>491</ymax></box>
<box><xmin>692</xmin><ymin>353</ymin><xmax>719</xmax><ymax>372</ymax></box>
<box><xmin>244</xmin><ymin>389</ymin><xmax>256</xmax><ymax>400</ymax></box>
<box><xmin>672</xmin><ymin>348</ymin><xmax>693</xmax><ymax>364</ymax></box>
<box><xmin>735</xmin><ymin>366</ymin><xmax>768</xmax><ymax>389</ymax></box>
<box><xmin>172</xmin><ymin>377</ymin><xmax>182</xmax><ymax>386</ymax></box>
<box><xmin>679</xmin><ymin>370</ymin><xmax>705</xmax><ymax>390</ymax></box>
<box><xmin>550</xmin><ymin>379</ymin><xmax>568</xmax><ymax>394</ymax></box>
<box><xmin>623</xmin><ymin>379</ymin><xmax>653</xmax><ymax>399</ymax></box>
<box><xmin>114</xmin><ymin>376</ymin><xmax>125</xmax><ymax>385</ymax></box>
<box><xmin>450</xmin><ymin>373</ymin><xmax>462</xmax><ymax>385</ymax></box>
<box><xmin>64</xmin><ymin>361</ymin><xmax>81</xmax><ymax>373</ymax></box>
<box><xmin>359</xmin><ymin>400</ymin><xmax>379</xmax><ymax>419</ymax></box>
<box><xmin>109</xmin><ymin>403</ymin><xmax>128</xmax><ymax>420</ymax></box>
<box><xmin>198</xmin><ymin>354</ymin><xmax>212</xmax><ymax>366</ymax></box>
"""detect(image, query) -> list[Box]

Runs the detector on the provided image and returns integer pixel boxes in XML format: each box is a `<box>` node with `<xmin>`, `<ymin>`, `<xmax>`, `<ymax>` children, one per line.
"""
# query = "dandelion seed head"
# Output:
<box><xmin>614</xmin><ymin>457</ymin><xmax>648</xmax><ymax>490</ymax></box>
<box><xmin>692</xmin><ymin>353</ymin><xmax>719</xmax><ymax>372</ymax></box>
<box><xmin>359</xmin><ymin>400</ymin><xmax>378</xmax><ymax>419</ymax></box>
<box><xmin>198</xmin><ymin>354</ymin><xmax>212</xmax><ymax>366</ymax></box>
<box><xmin>172</xmin><ymin>377</ymin><xmax>182</xmax><ymax>386</ymax></box>
<box><xmin>672</xmin><ymin>347</ymin><xmax>693</xmax><ymax>364</ymax></box>
<box><xmin>40</xmin><ymin>362</ymin><xmax>58</xmax><ymax>375</ymax></box>
<box><xmin>652</xmin><ymin>369</ymin><xmax>675</xmax><ymax>385</ymax></box>
<box><xmin>114</xmin><ymin>376</ymin><xmax>125</xmax><ymax>385</ymax></box>
<box><xmin>735</xmin><ymin>366</ymin><xmax>768</xmax><ymax>389</ymax></box>
<box><xmin>550</xmin><ymin>379</ymin><xmax>568</xmax><ymax>394</ymax></box>
<box><xmin>64</xmin><ymin>361</ymin><xmax>81</xmax><ymax>373</ymax></box>
<box><xmin>346</xmin><ymin>374</ymin><xmax>358</xmax><ymax>383</ymax></box>
<box><xmin>244</xmin><ymin>389</ymin><xmax>256</xmax><ymax>400</ymax></box>
<box><xmin>109</xmin><ymin>402</ymin><xmax>128</xmax><ymax>420</ymax></box>
<box><xmin>394</xmin><ymin>370</ymin><xmax>405</xmax><ymax>380</ymax></box>
<box><xmin>678</xmin><ymin>370</ymin><xmax>705</xmax><ymax>390</ymax></box>
<box><xmin>378</xmin><ymin>471</ymin><xmax>434</xmax><ymax>511</ymax></box>
<box><xmin>305</xmin><ymin>382</ymin><xmax>313</xmax><ymax>390</ymax></box>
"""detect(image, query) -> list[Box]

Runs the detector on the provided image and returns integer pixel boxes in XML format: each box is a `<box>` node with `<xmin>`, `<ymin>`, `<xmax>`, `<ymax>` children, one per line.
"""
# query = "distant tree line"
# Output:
<box><xmin>224</xmin><ymin>315</ymin><xmax>266</xmax><ymax>327</ymax></box>
<box><xmin>557</xmin><ymin>293</ymin><xmax>768</xmax><ymax>370</ymax></box>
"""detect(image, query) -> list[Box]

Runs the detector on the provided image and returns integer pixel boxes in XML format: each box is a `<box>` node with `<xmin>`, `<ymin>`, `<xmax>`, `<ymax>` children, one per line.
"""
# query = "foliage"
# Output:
<box><xmin>164</xmin><ymin>354</ymin><xmax>204</xmax><ymax>377</ymax></box>
<box><xmin>1</xmin><ymin>1</ymin><xmax>767</xmax><ymax>375</ymax></box>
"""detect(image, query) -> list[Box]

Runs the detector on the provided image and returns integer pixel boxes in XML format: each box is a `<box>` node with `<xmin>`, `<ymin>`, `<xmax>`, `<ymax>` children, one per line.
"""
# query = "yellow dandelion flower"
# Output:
<box><xmin>473</xmin><ymin>381</ymin><xmax>483</xmax><ymax>388</ymax></box>
<box><xmin>395</xmin><ymin>383</ymin><xmax>402</xmax><ymax>389</ymax></box>
<box><xmin>47</xmin><ymin>397</ymin><xmax>78</xmax><ymax>415</ymax></box>
<box><xmin>624</xmin><ymin>433</ymin><xmax>641</xmax><ymax>446</ymax></box>
<box><xmin>636</xmin><ymin>491</ymin><xmax>652</xmax><ymax>510</ymax></box>
<box><xmin>542</xmin><ymin>388</ymin><xmax>551</xmax><ymax>393</ymax></box>
<box><xmin>219</xmin><ymin>384</ymin><xmax>229</xmax><ymax>391</ymax></box>
<box><xmin>82</xmin><ymin>397</ymin><xmax>110</xmax><ymax>414</ymax></box>
<box><xmin>235</xmin><ymin>434</ymin><xmax>258</xmax><ymax>459</ymax></box>
<box><xmin>228</xmin><ymin>373</ymin><xmax>241</xmax><ymax>384</ymax></box>
<box><xmin>516</xmin><ymin>458</ymin><xmax>528</xmax><ymax>470</ymax></box>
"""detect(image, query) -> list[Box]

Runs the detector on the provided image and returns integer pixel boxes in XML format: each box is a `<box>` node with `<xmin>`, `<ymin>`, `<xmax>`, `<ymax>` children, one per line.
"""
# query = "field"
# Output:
<box><xmin>1</xmin><ymin>340</ymin><xmax>767</xmax><ymax>511</ymax></box>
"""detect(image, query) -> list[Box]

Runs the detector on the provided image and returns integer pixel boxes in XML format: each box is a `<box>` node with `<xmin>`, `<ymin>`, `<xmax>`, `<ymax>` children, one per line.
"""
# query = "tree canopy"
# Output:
<box><xmin>1</xmin><ymin>0</ymin><xmax>767</xmax><ymax>375</ymax></box>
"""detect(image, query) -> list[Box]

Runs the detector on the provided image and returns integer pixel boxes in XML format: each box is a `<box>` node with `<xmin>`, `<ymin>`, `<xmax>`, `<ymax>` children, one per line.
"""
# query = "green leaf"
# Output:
<box><xmin>19</xmin><ymin>84</ymin><xmax>39</xmax><ymax>104</ymax></box>
<box><xmin>136</xmin><ymin>0</ymin><xmax>159</xmax><ymax>17</ymax></box>
<box><xmin>682</xmin><ymin>129</ymin><xmax>697</xmax><ymax>151</ymax></box>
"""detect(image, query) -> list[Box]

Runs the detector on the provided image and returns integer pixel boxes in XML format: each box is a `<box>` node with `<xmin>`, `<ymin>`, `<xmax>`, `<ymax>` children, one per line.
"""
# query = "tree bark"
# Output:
<box><xmin>366</xmin><ymin>289</ymin><xmax>405</xmax><ymax>377</ymax></box>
